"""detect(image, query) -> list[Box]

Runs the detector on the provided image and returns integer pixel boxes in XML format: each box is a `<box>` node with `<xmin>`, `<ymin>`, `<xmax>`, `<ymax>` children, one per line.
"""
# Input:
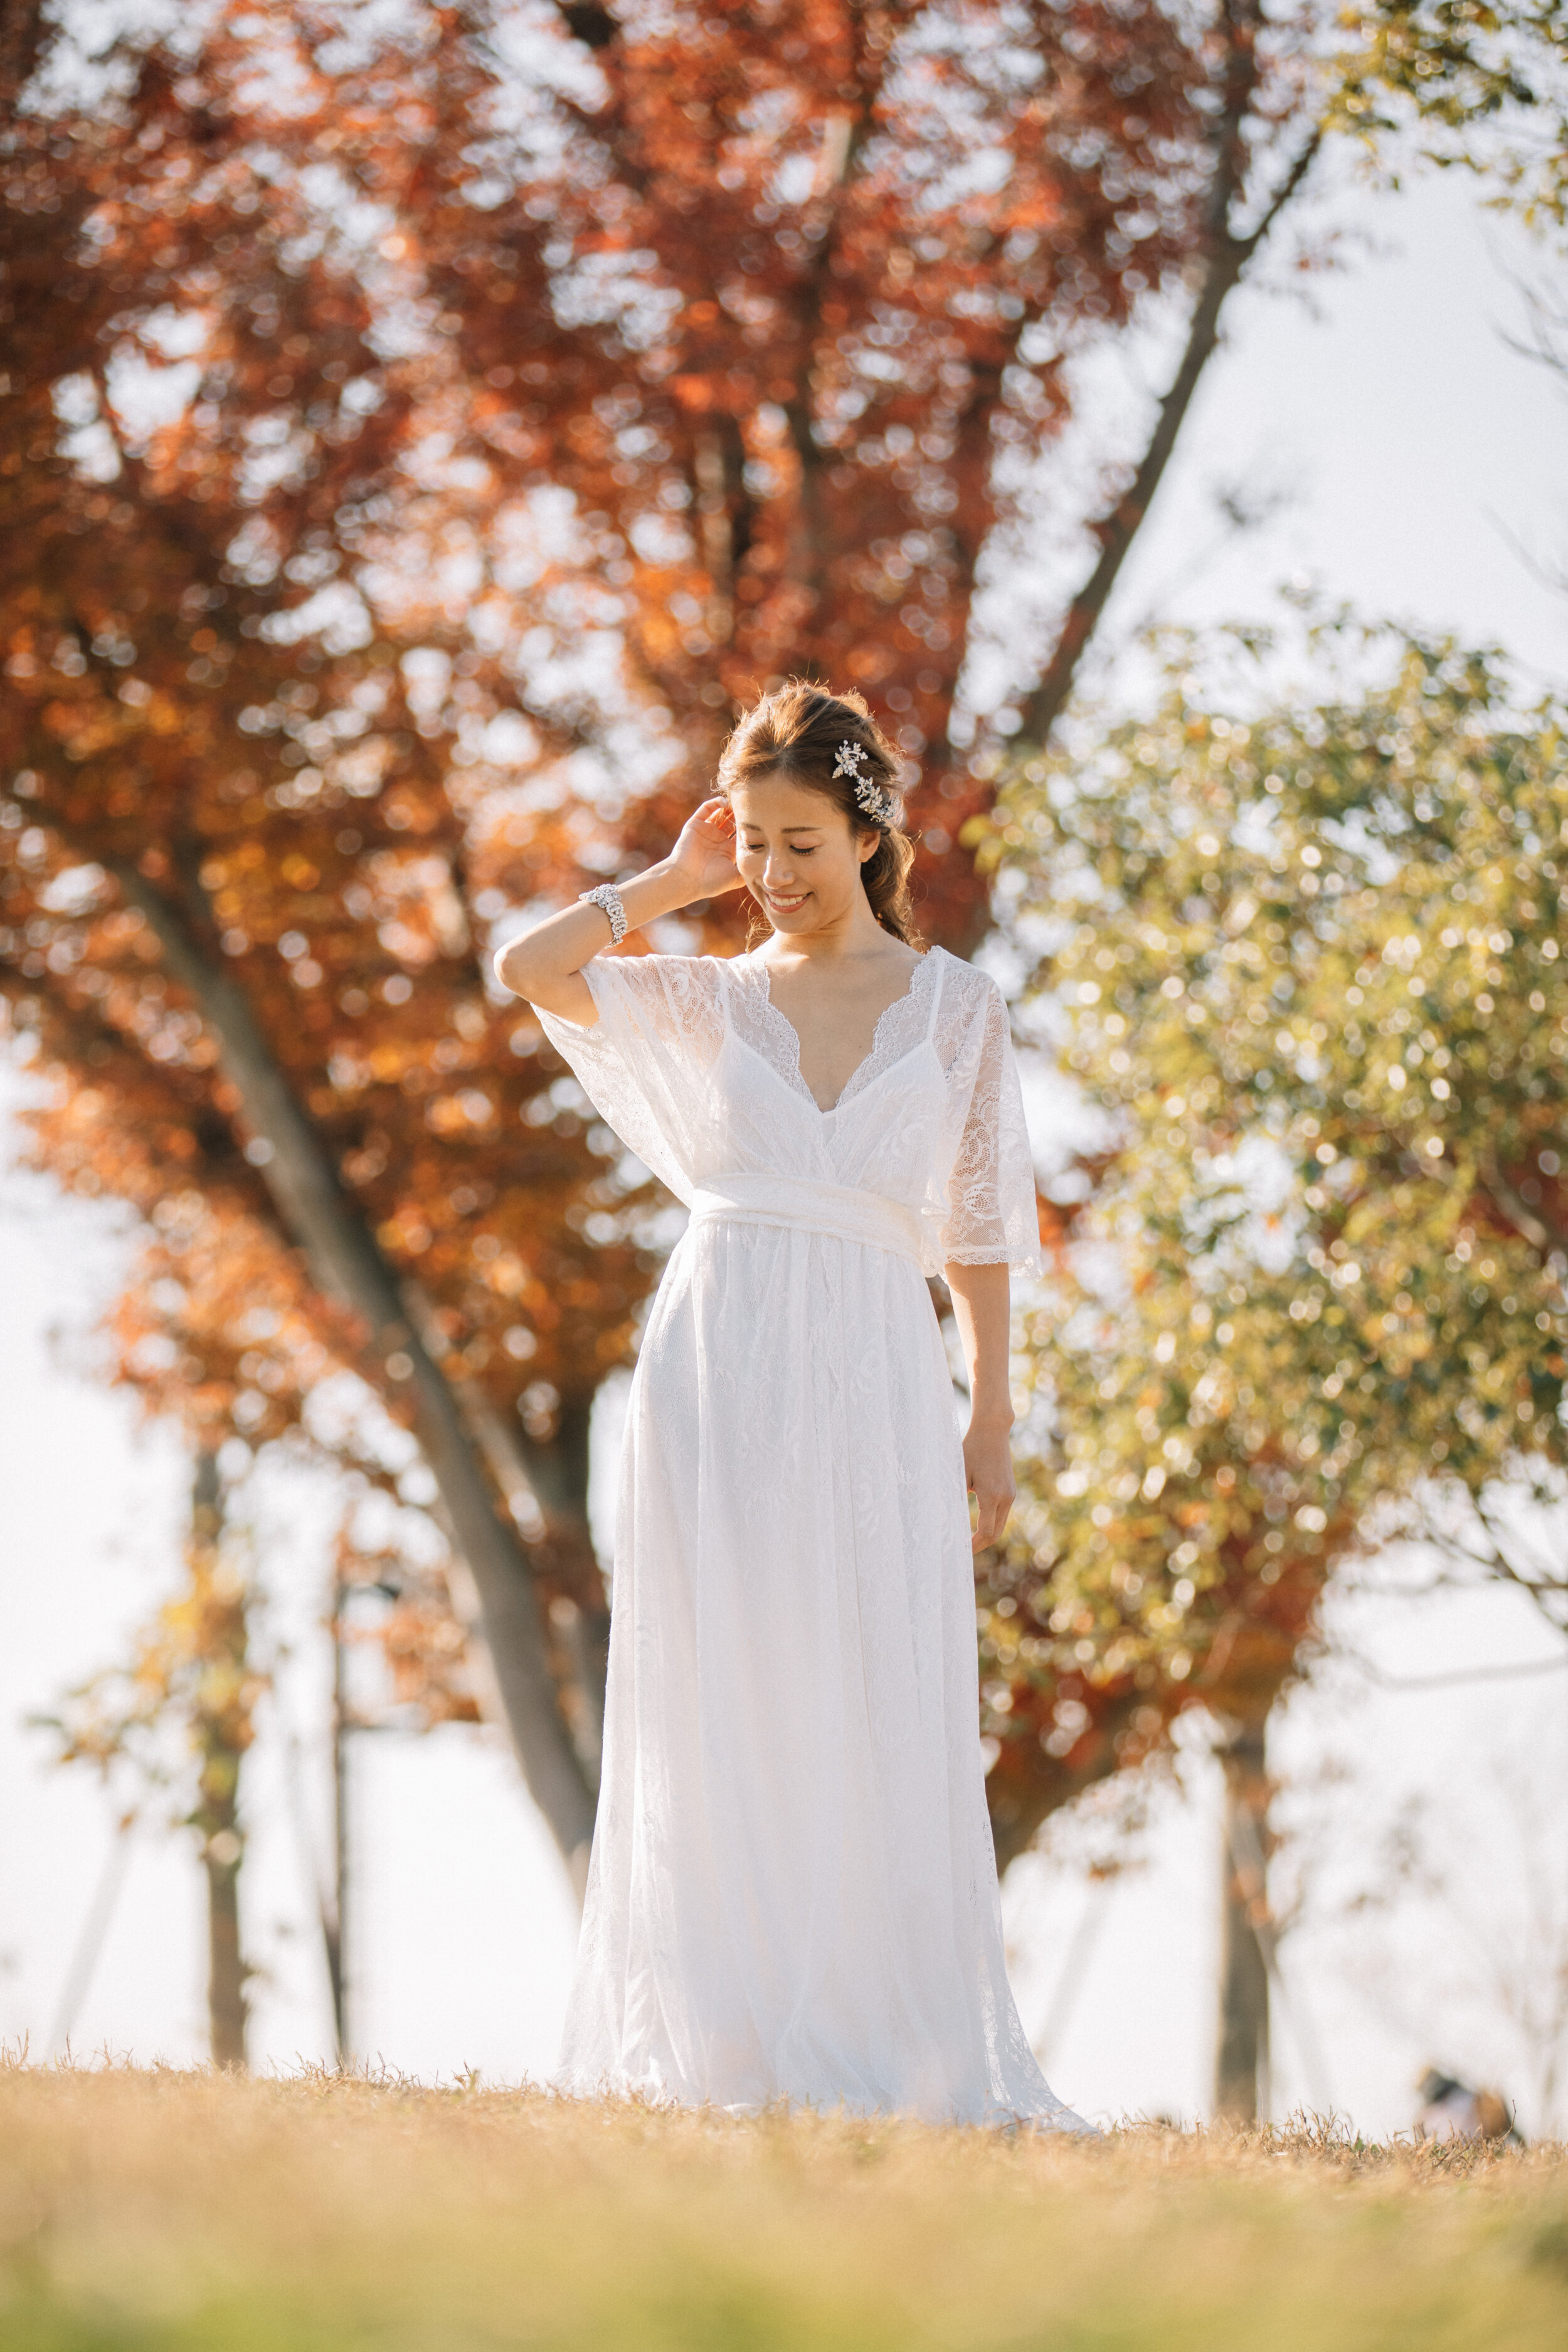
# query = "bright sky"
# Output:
<box><xmin>2</xmin><ymin>159</ymin><xmax>1565</xmax><ymax>2134</ymax></box>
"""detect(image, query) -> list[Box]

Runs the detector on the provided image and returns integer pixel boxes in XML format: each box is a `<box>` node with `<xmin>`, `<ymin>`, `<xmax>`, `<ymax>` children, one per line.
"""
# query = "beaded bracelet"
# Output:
<box><xmin>578</xmin><ymin>882</ymin><xmax>628</xmax><ymax>945</ymax></box>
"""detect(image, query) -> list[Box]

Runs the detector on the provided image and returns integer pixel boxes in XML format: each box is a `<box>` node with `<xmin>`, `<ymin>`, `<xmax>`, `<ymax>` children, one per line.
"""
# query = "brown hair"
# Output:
<box><xmin>715</xmin><ymin>681</ymin><xmax>924</xmax><ymax>948</ymax></box>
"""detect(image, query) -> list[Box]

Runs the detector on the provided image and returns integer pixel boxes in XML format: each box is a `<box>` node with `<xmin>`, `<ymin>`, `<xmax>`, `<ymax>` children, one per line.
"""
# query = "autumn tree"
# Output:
<box><xmin>411</xmin><ymin>0</ymin><xmax>1231</xmax><ymax>946</ymax></box>
<box><xmin>0</xmin><ymin>0</ymin><xmax>659</xmax><ymax>1876</ymax></box>
<box><xmin>0</xmin><ymin>0</ymin><xmax>1254</xmax><ymax>1876</ymax></box>
<box><xmin>8</xmin><ymin>0</ymin><xmax>1561</xmax><ymax>1907</ymax></box>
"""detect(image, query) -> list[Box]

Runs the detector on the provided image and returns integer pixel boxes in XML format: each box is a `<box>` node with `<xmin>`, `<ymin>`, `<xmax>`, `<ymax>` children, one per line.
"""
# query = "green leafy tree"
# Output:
<box><xmin>973</xmin><ymin>620</ymin><xmax>1566</xmax><ymax>2107</ymax></box>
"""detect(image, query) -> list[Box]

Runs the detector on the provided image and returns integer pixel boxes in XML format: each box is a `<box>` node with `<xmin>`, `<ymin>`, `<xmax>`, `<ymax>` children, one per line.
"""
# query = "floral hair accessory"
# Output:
<box><xmin>833</xmin><ymin>739</ymin><xmax>898</xmax><ymax>827</ymax></box>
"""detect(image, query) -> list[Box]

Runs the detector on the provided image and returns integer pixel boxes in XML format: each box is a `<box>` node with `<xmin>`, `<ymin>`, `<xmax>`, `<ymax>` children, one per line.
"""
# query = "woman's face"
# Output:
<box><xmin>730</xmin><ymin>771</ymin><xmax>877</xmax><ymax>936</ymax></box>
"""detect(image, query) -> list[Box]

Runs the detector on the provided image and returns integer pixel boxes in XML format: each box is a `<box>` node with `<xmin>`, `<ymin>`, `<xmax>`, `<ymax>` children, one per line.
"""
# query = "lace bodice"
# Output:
<box><xmin>538</xmin><ymin>946</ymin><xmax>1042</xmax><ymax>1277</ymax></box>
<box><xmin>722</xmin><ymin>951</ymin><xmax>936</xmax><ymax>1115</ymax></box>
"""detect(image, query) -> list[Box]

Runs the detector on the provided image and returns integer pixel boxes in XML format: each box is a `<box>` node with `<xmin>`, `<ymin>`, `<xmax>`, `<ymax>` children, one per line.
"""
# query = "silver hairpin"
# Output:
<box><xmin>833</xmin><ymin>739</ymin><xmax>897</xmax><ymax>827</ymax></box>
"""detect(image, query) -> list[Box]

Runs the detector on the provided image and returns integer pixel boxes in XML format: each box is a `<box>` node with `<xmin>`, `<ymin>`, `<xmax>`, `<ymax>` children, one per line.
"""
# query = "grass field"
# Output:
<box><xmin>3</xmin><ymin>2064</ymin><xmax>1567</xmax><ymax>2350</ymax></box>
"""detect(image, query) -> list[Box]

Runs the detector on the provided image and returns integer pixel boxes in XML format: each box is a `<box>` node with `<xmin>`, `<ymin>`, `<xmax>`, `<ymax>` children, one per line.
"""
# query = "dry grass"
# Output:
<box><xmin>3</xmin><ymin>2060</ymin><xmax>1567</xmax><ymax>2349</ymax></box>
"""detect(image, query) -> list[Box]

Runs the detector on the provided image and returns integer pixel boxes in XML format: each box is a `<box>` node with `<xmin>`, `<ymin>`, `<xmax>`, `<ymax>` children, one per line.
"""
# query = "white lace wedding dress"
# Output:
<box><xmin>537</xmin><ymin>943</ymin><xmax>1087</xmax><ymax>2127</ymax></box>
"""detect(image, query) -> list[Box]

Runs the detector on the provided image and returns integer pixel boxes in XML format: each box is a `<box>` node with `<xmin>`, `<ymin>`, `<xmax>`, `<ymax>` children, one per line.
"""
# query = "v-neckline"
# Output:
<box><xmin>749</xmin><ymin>948</ymin><xmax>938</xmax><ymax>1116</ymax></box>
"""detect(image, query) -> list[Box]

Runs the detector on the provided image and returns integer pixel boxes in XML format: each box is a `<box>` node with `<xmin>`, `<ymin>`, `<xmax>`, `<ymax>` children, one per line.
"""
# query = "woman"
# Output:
<box><xmin>495</xmin><ymin>682</ymin><xmax>1086</xmax><ymax>2128</ymax></box>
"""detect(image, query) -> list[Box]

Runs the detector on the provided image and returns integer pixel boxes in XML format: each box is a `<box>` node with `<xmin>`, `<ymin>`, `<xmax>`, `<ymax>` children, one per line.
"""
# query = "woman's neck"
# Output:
<box><xmin>755</xmin><ymin>906</ymin><xmax>911</xmax><ymax>968</ymax></box>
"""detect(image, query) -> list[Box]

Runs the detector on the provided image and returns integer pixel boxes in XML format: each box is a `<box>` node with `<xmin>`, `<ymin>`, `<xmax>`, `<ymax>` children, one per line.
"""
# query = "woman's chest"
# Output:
<box><xmin>758</xmin><ymin>959</ymin><xmax>927</xmax><ymax>1114</ymax></box>
<box><xmin>700</xmin><ymin>1027</ymin><xmax>952</xmax><ymax>1185</ymax></box>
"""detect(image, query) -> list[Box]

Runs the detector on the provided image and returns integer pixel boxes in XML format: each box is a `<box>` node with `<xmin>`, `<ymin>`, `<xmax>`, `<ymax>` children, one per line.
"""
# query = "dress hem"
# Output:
<box><xmin>549</xmin><ymin>2066</ymin><xmax>1099</xmax><ymax>2136</ymax></box>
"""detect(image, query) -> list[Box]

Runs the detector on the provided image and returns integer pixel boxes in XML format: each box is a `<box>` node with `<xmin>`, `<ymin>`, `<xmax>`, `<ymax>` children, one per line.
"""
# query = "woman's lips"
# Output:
<box><xmin>765</xmin><ymin>889</ymin><xmax>808</xmax><ymax>913</ymax></box>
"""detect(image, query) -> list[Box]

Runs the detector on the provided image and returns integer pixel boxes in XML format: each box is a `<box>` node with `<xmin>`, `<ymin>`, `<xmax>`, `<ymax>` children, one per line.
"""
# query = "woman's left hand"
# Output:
<box><xmin>963</xmin><ymin>1417</ymin><xmax>1016</xmax><ymax>1554</ymax></box>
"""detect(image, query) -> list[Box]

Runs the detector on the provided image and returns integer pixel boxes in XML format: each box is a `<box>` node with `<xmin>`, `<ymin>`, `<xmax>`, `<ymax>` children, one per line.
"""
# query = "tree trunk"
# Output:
<box><xmin>191</xmin><ymin>1451</ymin><xmax>248</xmax><ymax>2070</ymax></box>
<box><xmin>204</xmin><ymin>1838</ymin><xmax>247</xmax><ymax>2069</ymax></box>
<box><xmin>1214</xmin><ymin>1719</ymin><xmax>1271</xmax><ymax>2124</ymax></box>
<box><xmin>115</xmin><ymin>864</ymin><xmax>598</xmax><ymax>1882</ymax></box>
<box><xmin>327</xmin><ymin>1576</ymin><xmax>349</xmax><ymax>2066</ymax></box>
<box><xmin>397</xmin><ymin>1289</ymin><xmax>608</xmax><ymax>1793</ymax></box>
<box><xmin>517</xmin><ymin>1397</ymin><xmax>610</xmax><ymax>1793</ymax></box>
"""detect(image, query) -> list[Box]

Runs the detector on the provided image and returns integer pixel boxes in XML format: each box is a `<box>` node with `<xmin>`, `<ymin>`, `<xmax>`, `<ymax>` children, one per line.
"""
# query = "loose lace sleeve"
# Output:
<box><xmin>938</xmin><ymin>977</ymin><xmax>1044</xmax><ymax>1276</ymax></box>
<box><xmin>534</xmin><ymin>953</ymin><xmax>724</xmax><ymax>1206</ymax></box>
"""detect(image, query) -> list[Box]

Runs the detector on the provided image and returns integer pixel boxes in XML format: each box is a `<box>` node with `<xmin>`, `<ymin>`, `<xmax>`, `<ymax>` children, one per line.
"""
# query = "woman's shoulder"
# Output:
<box><xmin>926</xmin><ymin>945</ymin><xmax>1004</xmax><ymax>1010</ymax></box>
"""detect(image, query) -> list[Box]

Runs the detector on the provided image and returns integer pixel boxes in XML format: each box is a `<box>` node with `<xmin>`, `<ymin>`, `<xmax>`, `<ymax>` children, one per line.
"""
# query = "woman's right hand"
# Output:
<box><xmin>495</xmin><ymin>795</ymin><xmax>743</xmax><ymax>1022</ymax></box>
<box><xmin>667</xmin><ymin>797</ymin><xmax>746</xmax><ymax>898</ymax></box>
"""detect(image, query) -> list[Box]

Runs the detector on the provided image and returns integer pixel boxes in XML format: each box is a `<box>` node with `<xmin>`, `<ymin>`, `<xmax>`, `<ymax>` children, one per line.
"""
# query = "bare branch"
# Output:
<box><xmin>1013</xmin><ymin>0</ymin><xmax>1322</xmax><ymax>751</ymax></box>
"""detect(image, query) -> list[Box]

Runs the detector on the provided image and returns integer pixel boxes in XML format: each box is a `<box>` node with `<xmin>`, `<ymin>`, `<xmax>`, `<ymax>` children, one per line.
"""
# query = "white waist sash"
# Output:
<box><xmin>687</xmin><ymin>1172</ymin><xmax>923</xmax><ymax>1266</ymax></box>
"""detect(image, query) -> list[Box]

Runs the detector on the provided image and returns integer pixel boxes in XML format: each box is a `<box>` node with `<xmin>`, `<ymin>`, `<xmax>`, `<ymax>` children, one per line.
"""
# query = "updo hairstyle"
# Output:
<box><xmin>715</xmin><ymin>681</ymin><xmax>924</xmax><ymax>948</ymax></box>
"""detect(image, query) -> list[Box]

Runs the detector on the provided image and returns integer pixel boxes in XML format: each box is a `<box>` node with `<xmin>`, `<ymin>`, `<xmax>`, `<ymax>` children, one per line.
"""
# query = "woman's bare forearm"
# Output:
<box><xmin>492</xmin><ymin>857</ymin><xmax>697</xmax><ymax>1017</ymax></box>
<box><xmin>945</xmin><ymin>1259</ymin><xmax>1016</xmax><ymax>1550</ymax></box>
<box><xmin>943</xmin><ymin>1261</ymin><xmax>1014</xmax><ymax>1429</ymax></box>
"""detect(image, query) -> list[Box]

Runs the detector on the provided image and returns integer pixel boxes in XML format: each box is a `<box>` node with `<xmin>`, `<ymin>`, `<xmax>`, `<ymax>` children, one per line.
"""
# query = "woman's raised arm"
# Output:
<box><xmin>492</xmin><ymin>798</ymin><xmax>743</xmax><ymax>1024</ymax></box>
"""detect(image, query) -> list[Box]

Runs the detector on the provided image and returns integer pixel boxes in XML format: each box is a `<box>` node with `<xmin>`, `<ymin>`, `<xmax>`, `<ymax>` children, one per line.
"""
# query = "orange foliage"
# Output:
<box><xmin>415</xmin><ymin>0</ymin><xmax>1210</xmax><ymax>944</ymax></box>
<box><xmin>2</xmin><ymin>1</ymin><xmax>1222</xmax><ymax>1459</ymax></box>
<box><xmin>0</xmin><ymin>0</ymin><xmax>1252</xmax><ymax>1828</ymax></box>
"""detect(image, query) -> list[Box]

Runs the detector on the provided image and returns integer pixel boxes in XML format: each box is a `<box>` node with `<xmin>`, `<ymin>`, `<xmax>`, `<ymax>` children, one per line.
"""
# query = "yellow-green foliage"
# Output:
<box><xmin>969</xmin><ymin>627</ymin><xmax>1566</xmax><ymax>1764</ymax></box>
<box><xmin>1</xmin><ymin>2068</ymin><xmax>1566</xmax><ymax>2351</ymax></box>
<box><xmin>1330</xmin><ymin>0</ymin><xmax>1568</xmax><ymax>228</ymax></box>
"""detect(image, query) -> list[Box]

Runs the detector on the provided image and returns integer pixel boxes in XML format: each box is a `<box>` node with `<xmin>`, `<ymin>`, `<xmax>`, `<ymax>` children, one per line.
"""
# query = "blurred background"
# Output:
<box><xmin>2</xmin><ymin>0</ymin><xmax>1564</xmax><ymax>2138</ymax></box>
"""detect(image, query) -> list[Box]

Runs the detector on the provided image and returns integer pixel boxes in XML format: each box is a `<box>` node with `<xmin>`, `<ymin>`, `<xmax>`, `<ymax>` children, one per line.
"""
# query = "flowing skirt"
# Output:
<box><xmin>555</xmin><ymin>1217</ymin><xmax>1088</xmax><ymax>2127</ymax></box>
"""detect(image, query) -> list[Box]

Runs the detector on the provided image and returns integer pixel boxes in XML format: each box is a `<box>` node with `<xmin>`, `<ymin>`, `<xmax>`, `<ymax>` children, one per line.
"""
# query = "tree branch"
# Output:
<box><xmin>1481</xmin><ymin>1153</ymin><xmax>1568</xmax><ymax>1261</ymax></box>
<box><xmin>1014</xmin><ymin>2</ymin><xmax>1321</xmax><ymax>751</ymax></box>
